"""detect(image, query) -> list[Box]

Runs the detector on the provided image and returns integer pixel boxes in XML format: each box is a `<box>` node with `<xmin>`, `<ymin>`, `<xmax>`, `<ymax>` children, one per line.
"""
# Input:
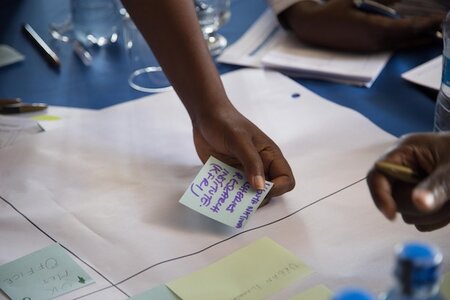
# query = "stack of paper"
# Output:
<box><xmin>217</xmin><ymin>10</ymin><xmax>391</xmax><ymax>87</ymax></box>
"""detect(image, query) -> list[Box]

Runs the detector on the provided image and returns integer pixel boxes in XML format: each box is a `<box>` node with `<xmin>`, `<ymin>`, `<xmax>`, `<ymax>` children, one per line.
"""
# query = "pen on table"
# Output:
<box><xmin>375</xmin><ymin>161</ymin><xmax>425</xmax><ymax>184</ymax></box>
<box><xmin>22</xmin><ymin>23</ymin><xmax>61</xmax><ymax>69</ymax></box>
<box><xmin>0</xmin><ymin>98</ymin><xmax>48</xmax><ymax>114</ymax></box>
<box><xmin>0</xmin><ymin>98</ymin><xmax>22</xmax><ymax>106</ymax></box>
<box><xmin>353</xmin><ymin>0</ymin><xmax>443</xmax><ymax>39</ymax></box>
<box><xmin>353</xmin><ymin>0</ymin><xmax>400</xmax><ymax>19</ymax></box>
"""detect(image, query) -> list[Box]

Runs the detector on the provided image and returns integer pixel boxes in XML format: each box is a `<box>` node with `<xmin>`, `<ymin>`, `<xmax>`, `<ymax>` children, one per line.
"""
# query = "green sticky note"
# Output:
<box><xmin>167</xmin><ymin>237</ymin><xmax>312</xmax><ymax>300</ymax></box>
<box><xmin>130</xmin><ymin>284</ymin><xmax>180</xmax><ymax>300</ymax></box>
<box><xmin>31</xmin><ymin>115</ymin><xmax>61</xmax><ymax>121</ymax></box>
<box><xmin>179</xmin><ymin>156</ymin><xmax>273</xmax><ymax>228</ymax></box>
<box><xmin>0</xmin><ymin>243</ymin><xmax>94</xmax><ymax>300</ymax></box>
<box><xmin>442</xmin><ymin>272</ymin><xmax>450</xmax><ymax>300</ymax></box>
<box><xmin>289</xmin><ymin>284</ymin><xmax>332</xmax><ymax>300</ymax></box>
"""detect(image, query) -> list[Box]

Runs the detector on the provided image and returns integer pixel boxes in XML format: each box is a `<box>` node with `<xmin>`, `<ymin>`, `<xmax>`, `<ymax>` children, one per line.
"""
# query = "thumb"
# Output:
<box><xmin>412</xmin><ymin>165</ymin><xmax>450</xmax><ymax>212</ymax></box>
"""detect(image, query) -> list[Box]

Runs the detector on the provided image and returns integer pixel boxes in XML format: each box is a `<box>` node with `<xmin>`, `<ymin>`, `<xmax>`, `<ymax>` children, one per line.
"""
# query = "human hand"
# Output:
<box><xmin>192</xmin><ymin>105</ymin><xmax>295</xmax><ymax>202</ymax></box>
<box><xmin>123</xmin><ymin>0</ymin><xmax>294</xmax><ymax>201</ymax></box>
<box><xmin>367</xmin><ymin>132</ymin><xmax>450</xmax><ymax>231</ymax></box>
<box><xmin>280</xmin><ymin>0</ymin><xmax>444</xmax><ymax>52</ymax></box>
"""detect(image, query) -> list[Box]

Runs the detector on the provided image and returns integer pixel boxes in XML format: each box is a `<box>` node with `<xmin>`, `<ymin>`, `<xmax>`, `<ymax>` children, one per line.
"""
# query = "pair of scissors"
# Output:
<box><xmin>0</xmin><ymin>98</ymin><xmax>48</xmax><ymax>114</ymax></box>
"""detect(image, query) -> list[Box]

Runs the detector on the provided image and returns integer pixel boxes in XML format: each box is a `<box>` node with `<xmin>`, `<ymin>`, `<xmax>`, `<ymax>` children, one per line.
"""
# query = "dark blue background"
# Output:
<box><xmin>0</xmin><ymin>0</ymin><xmax>442</xmax><ymax>136</ymax></box>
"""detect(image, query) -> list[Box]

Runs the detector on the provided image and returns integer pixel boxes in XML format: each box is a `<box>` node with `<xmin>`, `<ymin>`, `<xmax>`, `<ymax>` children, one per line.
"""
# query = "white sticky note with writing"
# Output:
<box><xmin>179</xmin><ymin>156</ymin><xmax>273</xmax><ymax>228</ymax></box>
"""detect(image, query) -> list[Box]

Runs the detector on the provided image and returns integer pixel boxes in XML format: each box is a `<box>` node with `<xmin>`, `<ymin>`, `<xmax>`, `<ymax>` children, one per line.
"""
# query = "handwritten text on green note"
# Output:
<box><xmin>0</xmin><ymin>243</ymin><xmax>94</xmax><ymax>300</ymax></box>
<box><xmin>179</xmin><ymin>156</ymin><xmax>273</xmax><ymax>228</ymax></box>
<box><xmin>166</xmin><ymin>237</ymin><xmax>312</xmax><ymax>300</ymax></box>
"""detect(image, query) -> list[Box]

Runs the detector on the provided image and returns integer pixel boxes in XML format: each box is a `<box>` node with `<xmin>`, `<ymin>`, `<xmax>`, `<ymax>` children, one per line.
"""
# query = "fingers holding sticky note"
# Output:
<box><xmin>179</xmin><ymin>156</ymin><xmax>273</xmax><ymax>228</ymax></box>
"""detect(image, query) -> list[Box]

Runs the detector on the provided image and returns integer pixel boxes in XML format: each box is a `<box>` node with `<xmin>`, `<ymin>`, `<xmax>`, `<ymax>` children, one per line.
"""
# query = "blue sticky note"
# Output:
<box><xmin>0</xmin><ymin>243</ymin><xmax>94</xmax><ymax>300</ymax></box>
<box><xmin>130</xmin><ymin>284</ymin><xmax>180</xmax><ymax>300</ymax></box>
<box><xmin>179</xmin><ymin>156</ymin><xmax>273</xmax><ymax>228</ymax></box>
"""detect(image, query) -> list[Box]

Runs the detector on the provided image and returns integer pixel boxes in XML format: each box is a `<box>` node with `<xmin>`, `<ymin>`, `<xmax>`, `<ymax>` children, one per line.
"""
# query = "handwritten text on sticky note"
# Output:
<box><xmin>167</xmin><ymin>237</ymin><xmax>312</xmax><ymax>300</ymax></box>
<box><xmin>0</xmin><ymin>243</ymin><xmax>94</xmax><ymax>300</ymax></box>
<box><xmin>179</xmin><ymin>156</ymin><xmax>273</xmax><ymax>228</ymax></box>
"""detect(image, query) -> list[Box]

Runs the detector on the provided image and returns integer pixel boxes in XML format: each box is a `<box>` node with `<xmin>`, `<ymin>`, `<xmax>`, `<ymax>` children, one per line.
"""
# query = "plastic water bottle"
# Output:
<box><xmin>434</xmin><ymin>11</ymin><xmax>450</xmax><ymax>131</ymax></box>
<box><xmin>381</xmin><ymin>242</ymin><xmax>444</xmax><ymax>300</ymax></box>
<box><xmin>332</xmin><ymin>288</ymin><xmax>376</xmax><ymax>300</ymax></box>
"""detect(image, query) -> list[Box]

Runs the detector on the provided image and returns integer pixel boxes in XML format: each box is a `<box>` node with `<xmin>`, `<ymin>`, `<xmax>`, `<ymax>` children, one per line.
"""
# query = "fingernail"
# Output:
<box><xmin>381</xmin><ymin>207</ymin><xmax>395</xmax><ymax>220</ymax></box>
<box><xmin>253</xmin><ymin>175</ymin><xmax>265</xmax><ymax>191</ymax></box>
<box><xmin>413</xmin><ymin>189</ymin><xmax>436</xmax><ymax>211</ymax></box>
<box><xmin>379</xmin><ymin>207</ymin><xmax>396</xmax><ymax>221</ymax></box>
<box><xmin>422</xmin><ymin>193</ymin><xmax>436</xmax><ymax>209</ymax></box>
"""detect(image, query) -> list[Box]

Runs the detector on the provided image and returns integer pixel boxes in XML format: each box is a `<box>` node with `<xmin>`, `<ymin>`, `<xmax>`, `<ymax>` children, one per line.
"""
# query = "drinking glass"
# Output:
<box><xmin>195</xmin><ymin>0</ymin><xmax>231</xmax><ymax>56</ymax></box>
<box><xmin>50</xmin><ymin>0</ymin><xmax>122</xmax><ymax>47</ymax></box>
<box><xmin>123</xmin><ymin>11</ymin><xmax>172</xmax><ymax>93</ymax></box>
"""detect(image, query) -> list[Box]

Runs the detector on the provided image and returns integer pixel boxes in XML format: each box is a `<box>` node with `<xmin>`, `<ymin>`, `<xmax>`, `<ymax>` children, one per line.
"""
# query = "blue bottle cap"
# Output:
<box><xmin>394</xmin><ymin>242</ymin><xmax>442</xmax><ymax>287</ymax></box>
<box><xmin>332</xmin><ymin>288</ymin><xmax>375</xmax><ymax>300</ymax></box>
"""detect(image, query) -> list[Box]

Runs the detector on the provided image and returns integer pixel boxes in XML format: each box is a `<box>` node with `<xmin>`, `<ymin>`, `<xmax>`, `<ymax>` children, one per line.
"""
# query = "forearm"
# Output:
<box><xmin>122</xmin><ymin>0</ymin><xmax>235</xmax><ymax>125</ymax></box>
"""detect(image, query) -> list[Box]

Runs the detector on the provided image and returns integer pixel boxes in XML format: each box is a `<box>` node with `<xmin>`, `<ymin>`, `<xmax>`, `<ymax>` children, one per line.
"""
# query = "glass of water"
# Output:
<box><xmin>195</xmin><ymin>0</ymin><xmax>231</xmax><ymax>56</ymax></box>
<box><xmin>123</xmin><ymin>10</ymin><xmax>172</xmax><ymax>93</ymax></box>
<box><xmin>50</xmin><ymin>0</ymin><xmax>122</xmax><ymax>47</ymax></box>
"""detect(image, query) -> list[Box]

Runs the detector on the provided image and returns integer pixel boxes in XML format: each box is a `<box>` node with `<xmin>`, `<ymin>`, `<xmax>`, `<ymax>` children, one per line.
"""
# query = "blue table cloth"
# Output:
<box><xmin>0</xmin><ymin>0</ymin><xmax>441</xmax><ymax>136</ymax></box>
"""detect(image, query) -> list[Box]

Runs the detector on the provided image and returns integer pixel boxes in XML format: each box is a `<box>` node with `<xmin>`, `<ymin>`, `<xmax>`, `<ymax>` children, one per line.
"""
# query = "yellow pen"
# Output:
<box><xmin>375</xmin><ymin>161</ymin><xmax>425</xmax><ymax>184</ymax></box>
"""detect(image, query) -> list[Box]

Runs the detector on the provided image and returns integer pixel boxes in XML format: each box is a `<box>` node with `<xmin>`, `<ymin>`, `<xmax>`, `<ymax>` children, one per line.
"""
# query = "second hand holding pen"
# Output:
<box><xmin>353</xmin><ymin>0</ymin><xmax>400</xmax><ymax>19</ymax></box>
<box><xmin>375</xmin><ymin>161</ymin><xmax>425</xmax><ymax>184</ymax></box>
<box><xmin>353</xmin><ymin>0</ymin><xmax>442</xmax><ymax>39</ymax></box>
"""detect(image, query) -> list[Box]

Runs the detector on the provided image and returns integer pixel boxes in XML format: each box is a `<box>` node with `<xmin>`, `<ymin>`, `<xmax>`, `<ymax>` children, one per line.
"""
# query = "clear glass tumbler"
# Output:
<box><xmin>123</xmin><ymin>10</ymin><xmax>172</xmax><ymax>93</ymax></box>
<box><xmin>50</xmin><ymin>0</ymin><xmax>122</xmax><ymax>47</ymax></box>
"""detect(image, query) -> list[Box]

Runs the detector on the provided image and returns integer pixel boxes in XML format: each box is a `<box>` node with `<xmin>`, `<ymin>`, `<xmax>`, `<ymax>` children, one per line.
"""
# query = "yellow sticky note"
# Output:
<box><xmin>442</xmin><ymin>272</ymin><xmax>450</xmax><ymax>300</ymax></box>
<box><xmin>166</xmin><ymin>237</ymin><xmax>312</xmax><ymax>300</ymax></box>
<box><xmin>289</xmin><ymin>284</ymin><xmax>332</xmax><ymax>300</ymax></box>
<box><xmin>32</xmin><ymin>115</ymin><xmax>61</xmax><ymax>121</ymax></box>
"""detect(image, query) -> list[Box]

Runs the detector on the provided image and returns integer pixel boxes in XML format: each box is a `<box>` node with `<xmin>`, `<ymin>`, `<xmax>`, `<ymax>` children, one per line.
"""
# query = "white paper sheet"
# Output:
<box><xmin>401</xmin><ymin>55</ymin><xmax>442</xmax><ymax>91</ymax></box>
<box><xmin>217</xmin><ymin>10</ymin><xmax>391</xmax><ymax>87</ymax></box>
<box><xmin>0</xmin><ymin>106</ymin><xmax>94</xmax><ymax>150</ymax></box>
<box><xmin>0</xmin><ymin>116</ymin><xmax>43</xmax><ymax>149</ymax></box>
<box><xmin>0</xmin><ymin>69</ymin><xmax>448</xmax><ymax>300</ymax></box>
